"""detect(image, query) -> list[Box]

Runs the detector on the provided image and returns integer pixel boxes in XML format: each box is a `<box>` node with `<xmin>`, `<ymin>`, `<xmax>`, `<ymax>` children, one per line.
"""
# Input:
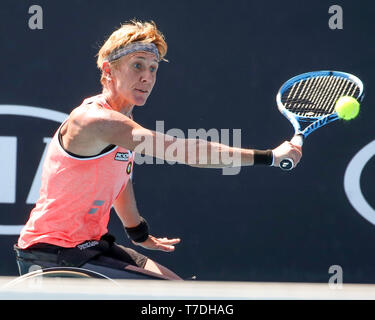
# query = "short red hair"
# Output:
<box><xmin>97</xmin><ymin>20</ymin><xmax>167</xmax><ymax>84</ymax></box>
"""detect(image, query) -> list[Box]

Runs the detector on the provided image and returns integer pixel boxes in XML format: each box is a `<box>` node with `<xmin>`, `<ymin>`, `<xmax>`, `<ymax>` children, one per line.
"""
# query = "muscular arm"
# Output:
<box><xmin>113</xmin><ymin>179</ymin><xmax>141</xmax><ymax>228</ymax></box>
<box><xmin>113</xmin><ymin>179</ymin><xmax>181</xmax><ymax>252</ymax></box>
<box><xmin>85</xmin><ymin>108</ymin><xmax>290</xmax><ymax>168</ymax></box>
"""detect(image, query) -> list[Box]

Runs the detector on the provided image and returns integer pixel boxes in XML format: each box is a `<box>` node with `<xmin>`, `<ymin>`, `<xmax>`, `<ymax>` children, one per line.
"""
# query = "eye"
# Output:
<box><xmin>134</xmin><ymin>63</ymin><xmax>142</xmax><ymax>70</ymax></box>
<box><xmin>150</xmin><ymin>66</ymin><xmax>157</xmax><ymax>72</ymax></box>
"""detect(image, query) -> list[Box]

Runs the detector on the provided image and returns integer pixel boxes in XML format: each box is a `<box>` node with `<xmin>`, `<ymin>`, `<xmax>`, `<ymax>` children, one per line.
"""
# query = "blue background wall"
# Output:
<box><xmin>0</xmin><ymin>0</ymin><xmax>374</xmax><ymax>283</ymax></box>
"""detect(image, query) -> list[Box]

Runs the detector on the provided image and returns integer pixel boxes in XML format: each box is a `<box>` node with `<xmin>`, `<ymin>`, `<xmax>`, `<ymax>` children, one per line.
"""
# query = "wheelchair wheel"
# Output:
<box><xmin>34</xmin><ymin>266</ymin><xmax>112</xmax><ymax>279</ymax></box>
<box><xmin>2</xmin><ymin>266</ymin><xmax>120</xmax><ymax>289</ymax></box>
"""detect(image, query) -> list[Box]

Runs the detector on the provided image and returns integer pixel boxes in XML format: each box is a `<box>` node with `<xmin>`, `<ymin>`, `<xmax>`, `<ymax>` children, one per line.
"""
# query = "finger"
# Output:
<box><xmin>131</xmin><ymin>239</ymin><xmax>170</xmax><ymax>251</ymax></box>
<box><xmin>292</xmin><ymin>144</ymin><xmax>302</xmax><ymax>153</ymax></box>
<box><xmin>151</xmin><ymin>242</ymin><xmax>176</xmax><ymax>252</ymax></box>
<box><xmin>155</xmin><ymin>241</ymin><xmax>180</xmax><ymax>252</ymax></box>
<box><xmin>133</xmin><ymin>236</ymin><xmax>180</xmax><ymax>251</ymax></box>
<box><xmin>288</xmin><ymin>145</ymin><xmax>302</xmax><ymax>156</ymax></box>
<box><xmin>149</xmin><ymin>235</ymin><xmax>180</xmax><ymax>244</ymax></box>
<box><xmin>294</xmin><ymin>148</ymin><xmax>303</xmax><ymax>159</ymax></box>
<box><xmin>156</xmin><ymin>238</ymin><xmax>181</xmax><ymax>244</ymax></box>
<box><xmin>149</xmin><ymin>237</ymin><xmax>179</xmax><ymax>250</ymax></box>
<box><xmin>291</xmin><ymin>151</ymin><xmax>302</xmax><ymax>166</ymax></box>
<box><xmin>291</xmin><ymin>146</ymin><xmax>302</xmax><ymax>155</ymax></box>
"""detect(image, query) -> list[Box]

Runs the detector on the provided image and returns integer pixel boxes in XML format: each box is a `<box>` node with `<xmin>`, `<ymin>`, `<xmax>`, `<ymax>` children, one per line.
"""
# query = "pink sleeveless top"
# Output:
<box><xmin>18</xmin><ymin>95</ymin><xmax>134</xmax><ymax>249</ymax></box>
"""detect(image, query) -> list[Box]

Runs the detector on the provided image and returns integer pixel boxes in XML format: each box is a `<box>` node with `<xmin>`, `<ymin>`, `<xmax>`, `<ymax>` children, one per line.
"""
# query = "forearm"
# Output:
<box><xmin>133</xmin><ymin>130</ymin><xmax>272</xmax><ymax>167</ymax></box>
<box><xmin>113</xmin><ymin>182</ymin><xmax>141</xmax><ymax>228</ymax></box>
<box><xmin>156</xmin><ymin>136</ymin><xmax>260</xmax><ymax>168</ymax></box>
<box><xmin>186</xmin><ymin>140</ymin><xmax>255</xmax><ymax>168</ymax></box>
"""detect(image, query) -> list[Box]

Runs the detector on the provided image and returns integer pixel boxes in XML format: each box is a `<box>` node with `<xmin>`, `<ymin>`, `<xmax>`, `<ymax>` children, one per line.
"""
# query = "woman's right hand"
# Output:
<box><xmin>272</xmin><ymin>141</ymin><xmax>302</xmax><ymax>168</ymax></box>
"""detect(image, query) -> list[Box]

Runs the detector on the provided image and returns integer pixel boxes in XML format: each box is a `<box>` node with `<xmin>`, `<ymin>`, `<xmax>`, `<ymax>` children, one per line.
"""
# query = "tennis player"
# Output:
<box><xmin>15</xmin><ymin>20</ymin><xmax>302</xmax><ymax>280</ymax></box>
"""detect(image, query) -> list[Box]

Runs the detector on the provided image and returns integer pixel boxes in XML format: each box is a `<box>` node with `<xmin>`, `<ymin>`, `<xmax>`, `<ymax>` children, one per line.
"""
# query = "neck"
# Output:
<box><xmin>102</xmin><ymin>88</ymin><xmax>134</xmax><ymax>117</ymax></box>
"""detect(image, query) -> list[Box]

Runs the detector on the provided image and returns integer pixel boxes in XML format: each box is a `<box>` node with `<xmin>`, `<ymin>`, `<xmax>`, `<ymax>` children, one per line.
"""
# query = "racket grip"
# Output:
<box><xmin>290</xmin><ymin>134</ymin><xmax>304</xmax><ymax>147</ymax></box>
<box><xmin>279</xmin><ymin>134</ymin><xmax>304</xmax><ymax>171</ymax></box>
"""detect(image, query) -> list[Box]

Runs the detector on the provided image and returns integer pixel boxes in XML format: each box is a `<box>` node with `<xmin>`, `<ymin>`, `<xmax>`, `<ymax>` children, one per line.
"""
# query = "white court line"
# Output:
<box><xmin>0</xmin><ymin>277</ymin><xmax>375</xmax><ymax>300</ymax></box>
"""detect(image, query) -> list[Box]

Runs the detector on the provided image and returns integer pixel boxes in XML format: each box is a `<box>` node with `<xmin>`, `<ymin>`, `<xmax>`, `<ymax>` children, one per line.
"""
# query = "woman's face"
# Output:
<box><xmin>110</xmin><ymin>51</ymin><xmax>159</xmax><ymax>106</ymax></box>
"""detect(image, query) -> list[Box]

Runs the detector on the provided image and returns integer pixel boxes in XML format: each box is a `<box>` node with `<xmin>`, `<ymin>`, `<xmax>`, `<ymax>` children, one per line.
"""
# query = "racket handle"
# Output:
<box><xmin>279</xmin><ymin>134</ymin><xmax>304</xmax><ymax>171</ymax></box>
<box><xmin>290</xmin><ymin>134</ymin><xmax>304</xmax><ymax>147</ymax></box>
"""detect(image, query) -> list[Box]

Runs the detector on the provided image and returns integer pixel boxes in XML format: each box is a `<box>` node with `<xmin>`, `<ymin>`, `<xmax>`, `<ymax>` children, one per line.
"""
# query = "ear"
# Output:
<box><xmin>102</xmin><ymin>62</ymin><xmax>112</xmax><ymax>80</ymax></box>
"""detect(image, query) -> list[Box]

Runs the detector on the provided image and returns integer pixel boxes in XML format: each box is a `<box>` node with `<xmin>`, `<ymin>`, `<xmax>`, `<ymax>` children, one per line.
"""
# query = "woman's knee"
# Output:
<box><xmin>144</xmin><ymin>259</ymin><xmax>182</xmax><ymax>280</ymax></box>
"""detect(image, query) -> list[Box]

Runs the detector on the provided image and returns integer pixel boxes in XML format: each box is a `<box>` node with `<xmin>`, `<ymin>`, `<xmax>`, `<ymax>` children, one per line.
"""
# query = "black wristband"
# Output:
<box><xmin>124</xmin><ymin>217</ymin><xmax>149</xmax><ymax>243</ymax></box>
<box><xmin>253</xmin><ymin>149</ymin><xmax>274</xmax><ymax>166</ymax></box>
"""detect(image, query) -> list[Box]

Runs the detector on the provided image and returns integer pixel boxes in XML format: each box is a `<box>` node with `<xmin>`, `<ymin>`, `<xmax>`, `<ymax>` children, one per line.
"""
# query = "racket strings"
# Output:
<box><xmin>284</xmin><ymin>76</ymin><xmax>331</xmax><ymax>114</ymax></box>
<box><xmin>284</xmin><ymin>76</ymin><xmax>330</xmax><ymax>115</ymax></box>
<box><xmin>282</xmin><ymin>75</ymin><xmax>361</xmax><ymax>117</ymax></box>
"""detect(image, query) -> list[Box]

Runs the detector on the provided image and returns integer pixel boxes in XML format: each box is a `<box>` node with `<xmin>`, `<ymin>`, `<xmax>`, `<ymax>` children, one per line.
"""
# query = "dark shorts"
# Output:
<box><xmin>13</xmin><ymin>234</ymin><xmax>164</xmax><ymax>280</ymax></box>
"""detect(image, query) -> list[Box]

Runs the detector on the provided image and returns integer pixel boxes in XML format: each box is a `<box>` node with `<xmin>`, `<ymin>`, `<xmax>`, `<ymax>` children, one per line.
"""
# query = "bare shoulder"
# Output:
<box><xmin>68</xmin><ymin>102</ymin><xmax>108</xmax><ymax>127</ymax></box>
<box><xmin>65</xmin><ymin>102</ymin><xmax>149</xmax><ymax>153</ymax></box>
<box><xmin>61</xmin><ymin>102</ymin><xmax>120</xmax><ymax>155</ymax></box>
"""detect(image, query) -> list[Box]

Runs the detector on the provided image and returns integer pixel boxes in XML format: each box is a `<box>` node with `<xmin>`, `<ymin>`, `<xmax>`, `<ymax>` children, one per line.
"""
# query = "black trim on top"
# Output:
<box><xmin>58</xmin><ymin>127</ymin><xmax>116</xmax><ymax>159</ymax></box>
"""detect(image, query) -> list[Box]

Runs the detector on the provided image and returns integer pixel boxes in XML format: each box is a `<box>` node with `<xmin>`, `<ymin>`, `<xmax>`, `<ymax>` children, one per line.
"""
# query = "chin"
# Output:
<box><xmin>133</xmin><ymin>90</ymin><xmax>152</xmax><ymax>106</ymax></box>
<box><xmin>134</xmin><ymin>101</ymin><xmax>146</xmax><ymax>107</ymax></box>
<box><xmin>134</xmin><ymin>97</ymin><xmax>148</xmax><ymax>106</ymax></box>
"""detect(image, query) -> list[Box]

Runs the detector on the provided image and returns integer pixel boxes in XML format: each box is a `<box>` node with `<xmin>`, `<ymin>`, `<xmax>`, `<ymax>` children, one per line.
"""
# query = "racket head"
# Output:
<box><xmin>276</xmin><ymin>70</ymin><xmax>364</xmax><ymax>171</ymax></box>
<box><xmin>276</xmin><ymin>70</ymin><xmax>365</xmax><ymax>136</ymax></box>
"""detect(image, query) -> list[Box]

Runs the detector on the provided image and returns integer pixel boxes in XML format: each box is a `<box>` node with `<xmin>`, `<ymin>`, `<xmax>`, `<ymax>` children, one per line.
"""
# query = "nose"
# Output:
<box><xmin>140</xmin><ymin>70</ymin><xmax>154</xmax><ymax>84</ymax></box>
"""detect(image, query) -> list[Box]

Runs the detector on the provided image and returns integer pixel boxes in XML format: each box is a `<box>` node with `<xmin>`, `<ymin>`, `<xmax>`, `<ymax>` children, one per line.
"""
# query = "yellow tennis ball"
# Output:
<box><xmin>335</xmin><ymin>96</ymin><xmax>360</xmax><ymax>120</ymax></box>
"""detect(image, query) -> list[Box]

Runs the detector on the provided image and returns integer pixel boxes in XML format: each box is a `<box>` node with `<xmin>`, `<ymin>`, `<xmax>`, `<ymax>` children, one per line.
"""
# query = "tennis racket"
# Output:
<box><xmin>277</xmin><ymin>70</ymin><xmax>365</xmax><ymax>170</ymax></box>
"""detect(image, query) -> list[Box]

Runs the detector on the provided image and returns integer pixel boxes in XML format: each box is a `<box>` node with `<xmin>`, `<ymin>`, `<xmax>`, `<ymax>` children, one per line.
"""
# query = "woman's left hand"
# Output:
<box><xmin>132</xmin><ymin>235</ymin><xmax>181</xmax><ymax>252</ymax></box>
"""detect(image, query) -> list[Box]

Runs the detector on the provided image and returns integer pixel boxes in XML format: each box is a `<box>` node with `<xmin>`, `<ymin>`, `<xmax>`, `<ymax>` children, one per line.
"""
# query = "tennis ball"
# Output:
<box><xmin>335</xmin><ymin>96</ymin><xmax>360</xmax><ymax>120</ymax></box>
